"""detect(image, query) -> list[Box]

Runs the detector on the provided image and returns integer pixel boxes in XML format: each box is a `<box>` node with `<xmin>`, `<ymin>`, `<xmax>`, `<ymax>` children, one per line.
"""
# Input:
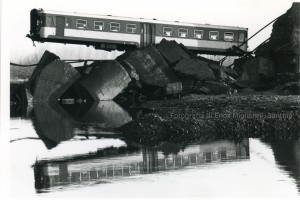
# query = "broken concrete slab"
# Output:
<box><xmin>204</xmin><ymin>81</ymin><xmax>231</xmax><ymax>95</ymax></box>
<box><xmin>238</xmin><ymin>57</ymin><xmax>274</xmax><ymax>86</ymax></box>
<box><xmin>117</xmin><ymin>45</ymin><xmax>180</xmax><ymax>87</ymax></box>
<box><xmin>156</xmin><ymin>38</ymin><xmax>191</xmax><ymax>66</ymax></box>
<box><xmin>29</xmin><ymin>50</ymin><xmax>60</xmax><ymax>95</ymax></box>
<box><xmin>233</xmin><ymin>57</ymin><xmax>252</xmax><ymax>76</ymax></box>
<box><xmin>164</xmin><ymin>82</ymin><xmax>182</xmax><ymax>95</ymax></box>
<box><xmin>219</xmin><ymin>66</ymin><xmax>229</xmax><ymax>81</ymax></box>
<box><xmin>271</xmin><ymin>82</ymin><xmax>300</xmax><ymax>95</ymax></box>
<box><xmin>205</xmin><ymin>62</ymin><xmax>229</xmax><ymax>81</ymax></box>
<box><xmin>174</xmin><ymin>58</ymin><xmax>216</xmax><ymax>81</ymax></box>
<box><xmin>224</xmin><ymin>67</ymin><xmax>238</xmax><ymax>79</ymax></box>
<box><xmin>119</xmin><ymin>61</ymin><xmax>139</xmax><ymax>80</ymax></box>
<box><xmin>181</xmin><ymin>78</ymin><xmax>196</xmax><ymax>93</ymax></box>
<box><xmin>79</xmin><ymin>60</ymin><xmax>131</xmax><ymax>101</ymax></box>
<box><xmin>116</xmin><ymin>52</ymin><xmax>140</xmax><ymax>80</ymax></box>
<box><xmin>198</xmin><ymin>86</ymin><xmax>212</xmax><ymax>95</ymax></box>
<box><xmin>33</xmin><ymin>60</ymin><xmax>81</xmax><ymax>102</ymax></box>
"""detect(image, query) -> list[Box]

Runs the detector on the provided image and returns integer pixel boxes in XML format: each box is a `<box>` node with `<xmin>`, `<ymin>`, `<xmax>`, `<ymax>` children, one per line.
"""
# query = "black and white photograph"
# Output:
<box><xmin>0</xmin><ymin>0</ymin><xmax>299</xmax><ymax>199</ymax></box>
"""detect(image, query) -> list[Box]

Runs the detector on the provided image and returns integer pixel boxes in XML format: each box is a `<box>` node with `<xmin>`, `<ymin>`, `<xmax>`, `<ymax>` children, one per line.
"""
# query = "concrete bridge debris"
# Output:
<box><xmin>78</xmin><ymin>60</ymin><xmax>131</xmax><ymax>101</ymax></box>
<box><xmin>24</xmin><ymin>38</ymin><xmax>237</xmax><ymax>104</ymax></box>
<box><xmin>33</xmin><ymin>60</ymin><xmax>81</xmax><ymax>102</ymax></box>
<box><xmin>11</xmin><ymin>3</ymin><xmax>299</xmax><ymax>106</ymax></box>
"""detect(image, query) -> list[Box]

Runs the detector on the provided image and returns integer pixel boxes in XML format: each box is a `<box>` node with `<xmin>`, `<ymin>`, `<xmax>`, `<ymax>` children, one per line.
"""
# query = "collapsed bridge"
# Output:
<box><xmin>11</xmin><ymin>3</ymin><xmax>300</xmax><ymax>108</ymax></box>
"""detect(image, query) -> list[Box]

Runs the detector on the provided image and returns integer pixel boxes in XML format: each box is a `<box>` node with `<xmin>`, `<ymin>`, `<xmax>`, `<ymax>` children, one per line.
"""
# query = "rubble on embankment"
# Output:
<box><xmin>13</xmin><ymin>36</ymin><xmax>239</xmax><ymax>105</ymax></box>
<box><xmin>234</xmin><ymin>2</ymin><xmax>300</xmax><ymax>93</ymax></box>
<box><xmin>117</xmin><ymin>95</ymin><xmax>300</xmax><ymax>146</ymax></box>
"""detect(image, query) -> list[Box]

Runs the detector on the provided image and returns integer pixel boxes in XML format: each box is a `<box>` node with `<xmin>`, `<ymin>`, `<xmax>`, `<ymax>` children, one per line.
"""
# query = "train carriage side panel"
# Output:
<box><xmin>33</xmin><ymin>11</ymin><xmax>141</xmax><ymax>50</ymax></box>
<box><xmin>65</xmin><ymin>15</ymin><xmax>141</xmax><ymax>48</ymax></box>
<box><xmin>154</xmin><ymin>23</ymin><xmax>247</xmax><ymax>54</ymax></box>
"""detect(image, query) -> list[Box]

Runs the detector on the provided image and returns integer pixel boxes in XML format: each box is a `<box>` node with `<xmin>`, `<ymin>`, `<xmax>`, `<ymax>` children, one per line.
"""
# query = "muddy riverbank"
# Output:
<box><xmin>118</xmin><ymin>95</ymin><xmax>300</xmax><ymax>146</ymax></box>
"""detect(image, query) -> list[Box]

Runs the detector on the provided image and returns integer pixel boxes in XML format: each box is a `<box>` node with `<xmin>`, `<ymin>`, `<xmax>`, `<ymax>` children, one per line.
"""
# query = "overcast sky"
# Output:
<box><xmin>4</xmin><ymin>0</ymin><xmax>299</xmax><ymax>61</ymax></box>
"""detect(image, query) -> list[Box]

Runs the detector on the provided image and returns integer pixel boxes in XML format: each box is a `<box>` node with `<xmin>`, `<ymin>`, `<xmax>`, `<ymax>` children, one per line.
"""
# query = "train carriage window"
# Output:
<box><xmin>239</xmin><ymin>33</ymin><xmax>245</xmax><ymax>42</ymax></box>
<box><xmin>224</xmin><ymin>32</ymin><xmax>234</xmax><ymax>41</ymax></box>
<box><xmin>209</xmin><ymin>31</ymin><xmax>219</xmax><ymax>40</ymax></box>
<box><xmin>178</xmin><ymin>28</ymin><xmax>188</xmax><ymax>38</ymax></box>
<box><xmin>65</xmin><ymin>18</ymin><xmax>72</xmax><ymax>27</ymax></box>
<box><xmin>76</xmin><ymin>19</ymin><xmax>87</xmax><ymax>29</ymax></box>
<box><xmin>163</xmin><ymin>27</ymin><xmax>173</xmax><ymax>37</ymax></box>
<box><xmin>94</xmin><ymin>21</ymin><xmax>104</xmax><ymax>30</ymax></box>
<box><xmin>46</xmin><ymin>16</ymin><xmax>55</xmax><ymax>26</ymax></box>
<box><xmin>126</xmin><ymin>24</ymin><xmax>136</xmax><ymax>33</ymax></box>
<box><xmin>110</xmin><ymin>22</ymin><xmax>120</xmax><ymax>32</ymax></box>
<box><xmin>194</xmin><ymin>30</ymin><xmax>203</xmax><ymax>39</ymax></box>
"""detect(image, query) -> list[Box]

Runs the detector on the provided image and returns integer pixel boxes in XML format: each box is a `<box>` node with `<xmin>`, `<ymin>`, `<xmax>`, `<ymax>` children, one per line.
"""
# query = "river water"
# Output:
<box><xmin>10</xmin><ymin>101</ymin><xmax>300</xmax><ymax>198</ymax></box>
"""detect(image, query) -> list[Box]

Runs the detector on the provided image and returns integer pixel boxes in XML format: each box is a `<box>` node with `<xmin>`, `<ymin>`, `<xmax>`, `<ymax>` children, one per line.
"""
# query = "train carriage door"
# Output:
<box><xmin>151</xmin><ymin>24</ymin><xmax>156</xmax><ymax>45</ymax></box>
<box><xmin>56</xmin><ymin>16</ymin><xmax>65</xmax><ymax>37</ymax></box>
<box><xmin>140</xmin><ymin>23</ymin><xmax>155</xmax><ymax>48</ymax></box>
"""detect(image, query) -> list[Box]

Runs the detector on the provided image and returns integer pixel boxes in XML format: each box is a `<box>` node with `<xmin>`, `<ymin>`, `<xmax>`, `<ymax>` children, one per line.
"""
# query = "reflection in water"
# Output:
<box><xmin>11</xmin><ymin>101</ymin><xmax>300</xmax><ymax>197</ymax></box>
<box><xmin>76</xmin><ymin>100</ymin><xmax>132</xmax><ymax>132</ymax></box>
<box><xmin>32</xmin><ymin>101</ymin><xmax>132</xmax><ymax>149</ymax></box>
<box><xmin>33</xmin><ymin>139</ymin><xmax>250</xmax><ymax>193</ymax></box>
<box><xmin>33</xmin><ymin>102</ymin><xmax>76</xmax><ymax>149</ymax></box>
<box><xmin>263</xmin><ymin>138</ymin><xmax>300</xmax><ymax>192</ymax></box>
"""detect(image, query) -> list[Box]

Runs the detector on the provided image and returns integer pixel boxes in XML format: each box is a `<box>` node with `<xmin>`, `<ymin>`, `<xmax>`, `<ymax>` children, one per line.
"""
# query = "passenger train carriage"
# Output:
<box><xmin>28</xmin><ymin>9</ymin><xmax>248</xmax><ymax>55</ymax></box>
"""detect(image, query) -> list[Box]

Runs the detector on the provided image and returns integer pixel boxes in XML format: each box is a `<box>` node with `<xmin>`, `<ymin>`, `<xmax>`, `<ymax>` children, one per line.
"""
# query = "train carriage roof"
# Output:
<box><xmin>38</xmin><ymin>9</ymin><xmax>248</xmax><ymax>31</ymax></box>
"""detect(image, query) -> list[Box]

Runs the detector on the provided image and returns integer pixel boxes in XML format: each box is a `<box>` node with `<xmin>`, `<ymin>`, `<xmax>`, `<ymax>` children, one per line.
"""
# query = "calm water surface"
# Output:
<box><xmin>10</xmin><ymin>101</ymin><xmax>300</xmax><ymax>198</ymax></box>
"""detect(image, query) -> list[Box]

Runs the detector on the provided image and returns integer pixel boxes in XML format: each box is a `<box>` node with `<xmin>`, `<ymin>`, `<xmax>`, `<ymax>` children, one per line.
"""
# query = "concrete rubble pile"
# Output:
<box><xmin>116</xmin><ymin>45</ymin><xmax>180</xmax><ymax>88</ymax></box>
<box><xmin>25</xmin><ymin>37</ymin><xmax>237</xmax><ymax>104</ymax></box>
<box><xmin>234</xmin><ymin>2</ymin><xmax>300</xmax><ymax>94</ymax></box>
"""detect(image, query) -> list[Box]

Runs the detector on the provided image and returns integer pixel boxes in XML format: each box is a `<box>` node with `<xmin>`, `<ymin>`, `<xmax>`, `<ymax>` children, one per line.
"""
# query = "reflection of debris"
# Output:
<box><xmin>80</xmin><ymin>100</ymin><xmax>132</xmax><ymax>129</ymax></box>
<box><xmin>33</xmin><ymin>102</ymin><xmax>76</xmax><ymax>149</ymax></box>
<box><xmin>31</xmin><ymin>97</ymin><xmax>134</xmax><ymax>149</ymax></box>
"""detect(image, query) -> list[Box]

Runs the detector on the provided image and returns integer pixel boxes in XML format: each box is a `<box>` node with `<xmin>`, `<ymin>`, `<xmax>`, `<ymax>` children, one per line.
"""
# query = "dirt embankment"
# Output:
<box><xmin>118</xmin><ymin>95</ymin><xmax>300</xmax><ymax>146</ymax></box>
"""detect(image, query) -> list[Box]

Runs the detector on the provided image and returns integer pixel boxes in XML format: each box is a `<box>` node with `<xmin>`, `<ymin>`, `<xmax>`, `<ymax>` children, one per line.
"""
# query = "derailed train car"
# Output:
<box><xmin>28</xmin><ymin>9</ymin><xmax>248</xmax><ymax>55</ymax></box>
